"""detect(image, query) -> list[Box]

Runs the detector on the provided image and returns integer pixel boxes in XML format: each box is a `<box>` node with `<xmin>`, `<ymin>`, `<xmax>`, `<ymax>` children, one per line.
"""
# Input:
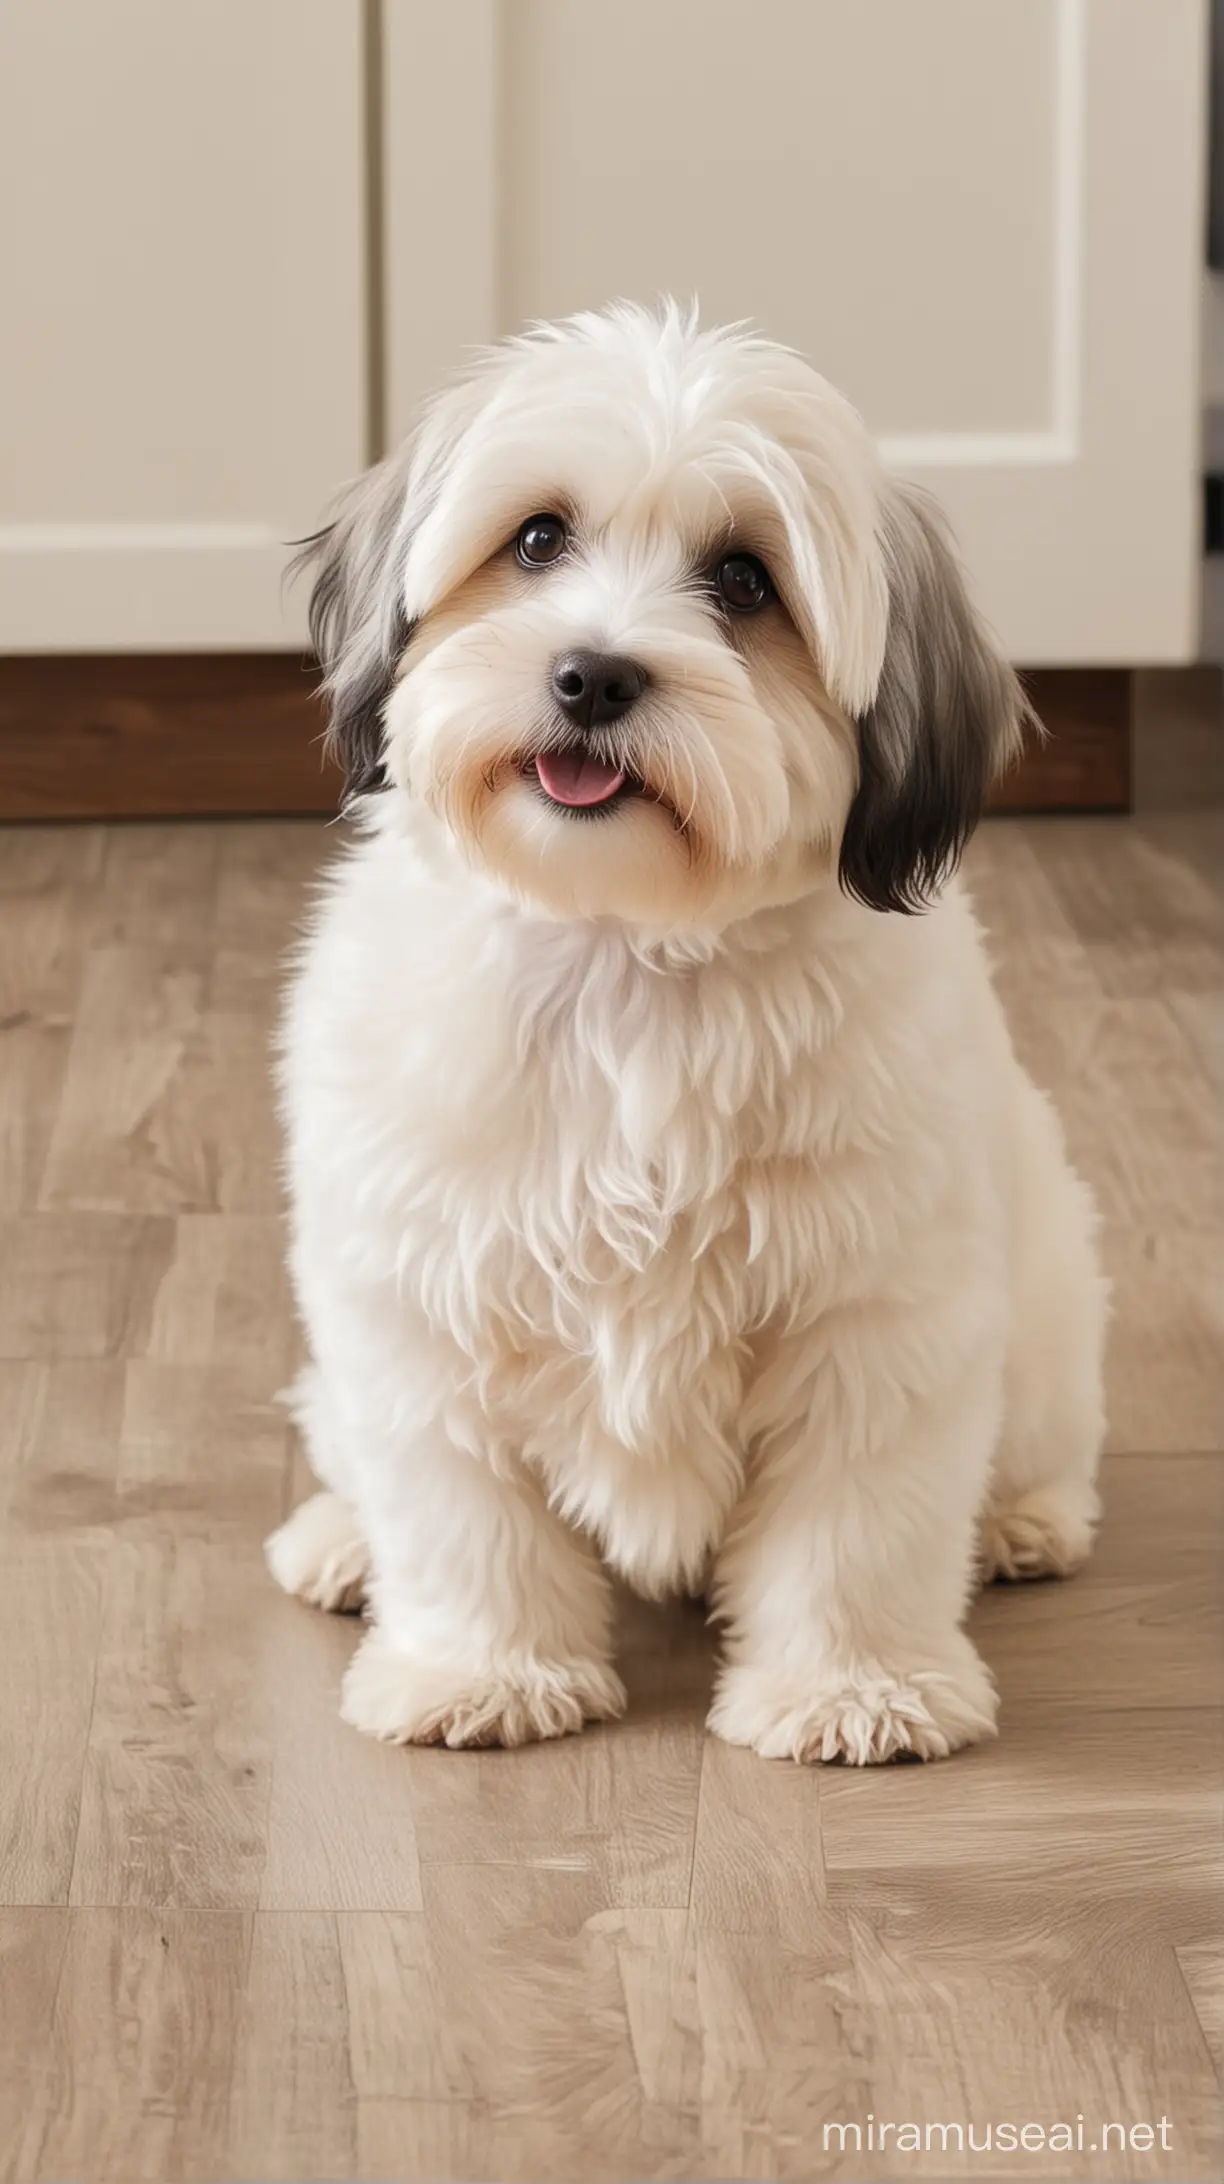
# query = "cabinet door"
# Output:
<box><xmin>0</xmin><ymin>0</ymin><xmax>366</xmax><ymax>650</ymax></box>
<box><xmin>385</xmin><ymin>0</ymin><xmax>1205</xmax><ymax>664</ymax></box>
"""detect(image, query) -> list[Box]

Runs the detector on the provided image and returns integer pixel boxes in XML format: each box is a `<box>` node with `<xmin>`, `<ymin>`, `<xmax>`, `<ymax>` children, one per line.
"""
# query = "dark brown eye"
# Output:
<box><xmin>516</xmin><ymin>514</ymin><xmax>567</xmax><ymax>567</ymax></box>
<box><xmin>714</xmin><ymin>551</ymin><xmax>772</xmax><ymax>613</ymax></box>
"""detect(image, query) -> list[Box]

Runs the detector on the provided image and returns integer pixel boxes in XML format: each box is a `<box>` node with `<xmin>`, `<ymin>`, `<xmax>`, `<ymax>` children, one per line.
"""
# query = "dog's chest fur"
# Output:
<box><xmin>427</xmin><ymin>918</ymin><xmax>848</xmax><ymax>1425</ymax></box>
<box><xmin>290</xmin><ymin>834</ymin><xmax>959</xmax><ymax>1445</ymax></box>
<box><xmin>285</xmin><ymin>830</ymin><xmax>985</xmax><ymax>1590</ymax></box>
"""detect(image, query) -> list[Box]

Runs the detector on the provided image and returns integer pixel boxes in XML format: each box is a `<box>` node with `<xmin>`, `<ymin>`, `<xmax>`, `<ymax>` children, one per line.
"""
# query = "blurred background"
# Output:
<box><xmin>0</xmin><ymin>0</ymin><xmax>1216</xmax><ymax>815</ymax></box>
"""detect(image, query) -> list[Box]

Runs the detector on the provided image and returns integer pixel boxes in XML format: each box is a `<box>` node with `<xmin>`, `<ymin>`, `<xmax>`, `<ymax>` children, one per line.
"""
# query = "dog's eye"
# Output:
<box><xmin>516</xmin><ymin>514</ymin><xmax>568</xmax><ymax>568</ymax></box>
<box><xmin>714</xmin><ymin>552</ymin><xmax>772</xmax><ymax>614</ymax></box>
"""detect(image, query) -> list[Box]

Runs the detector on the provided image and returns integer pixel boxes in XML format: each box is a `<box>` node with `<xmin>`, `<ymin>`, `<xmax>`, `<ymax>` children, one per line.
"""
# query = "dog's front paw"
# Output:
<box><xmin>708</xmin><ymin>1638</ymin><xmax>997</xmax><ymax>1765</ymax></box>
<box><xmin>978</xmin><ymin>1483</ymin><xmax>1098</xmax><ymax>1584</ymax></box>
<box><xmin>266</xmin><ymin>1492</ymin><xmax>371</xmax><ymax>1614</ymax></box>
<box><xmin>340</xmin><ymin>1628</ymin><xmax>626</xmax><ymax>1749</ymax></box>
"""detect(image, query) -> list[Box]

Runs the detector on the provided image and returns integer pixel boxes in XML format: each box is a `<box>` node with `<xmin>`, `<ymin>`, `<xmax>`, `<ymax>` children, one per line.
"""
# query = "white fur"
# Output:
<box><xmin>269</xmin><ymin>304</ymin><xmax>1107</xmax><ymax>1763</ymax></box>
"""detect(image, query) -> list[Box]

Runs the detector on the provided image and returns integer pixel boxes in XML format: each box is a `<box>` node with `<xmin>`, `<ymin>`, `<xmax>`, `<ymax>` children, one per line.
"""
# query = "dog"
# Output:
<box><xmin>267</xmin><ymin>301</ymin><xmax>1107</xmax><ymax>1764</ymax></box>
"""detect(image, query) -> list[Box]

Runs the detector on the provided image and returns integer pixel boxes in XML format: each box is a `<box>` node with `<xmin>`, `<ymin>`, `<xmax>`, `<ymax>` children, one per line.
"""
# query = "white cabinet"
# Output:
<box><xmin>386</xmin><ymin>0</ymin><xmax>1208</xmax><ymax>665</ymax></box>
<box><xmin>0</xmin><ymin>0</ymin><xmax>367</xmax><ymax>649</ymax></box>
<box><xmin>1</xmin><ymin>2</ymin><xmax>1207</xmax><ymax>663</ymax></box>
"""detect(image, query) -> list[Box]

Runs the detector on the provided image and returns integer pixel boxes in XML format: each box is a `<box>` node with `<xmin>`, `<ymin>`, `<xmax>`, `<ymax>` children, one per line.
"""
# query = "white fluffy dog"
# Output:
<box><xmin>268</xmin><ymin>301</ymin><xmax>1107</xmax><ymax>1765</ymax></box>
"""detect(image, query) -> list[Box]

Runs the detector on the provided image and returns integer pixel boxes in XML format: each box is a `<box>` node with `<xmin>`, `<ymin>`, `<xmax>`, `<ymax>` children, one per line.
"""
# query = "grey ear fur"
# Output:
<box><xmin>838</xmin><ymin>483</ymin><xmax>1035</xmax><ymax>914</ymax></box>
<box><xmin>290</xmin><ymin>450</ymin><xmax>417</xmax><ymax>802</ymax></box>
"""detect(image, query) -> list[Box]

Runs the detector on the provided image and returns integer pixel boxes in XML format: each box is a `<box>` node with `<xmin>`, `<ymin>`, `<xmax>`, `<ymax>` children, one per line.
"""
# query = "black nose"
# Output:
<box><xmin>551</xmin><ymin>649</ymin><xmax>648</xmax><ymax>730</ymax></box>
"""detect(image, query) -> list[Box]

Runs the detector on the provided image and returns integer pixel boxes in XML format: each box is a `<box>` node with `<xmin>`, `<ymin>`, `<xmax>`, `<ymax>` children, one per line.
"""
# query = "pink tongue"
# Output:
<box><xmin>534</xmin><ymin>750</ymin><xmax>627</xmax><ymax>808</ymax></box>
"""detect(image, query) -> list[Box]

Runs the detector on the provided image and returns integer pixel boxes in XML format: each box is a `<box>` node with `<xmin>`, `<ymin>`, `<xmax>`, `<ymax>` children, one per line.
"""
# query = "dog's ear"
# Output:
<box><xmin>291</xmin><ymin>451</ymin><xmax>416</xmax><ymax>803</ymax></box>
<box><xmin>838</xmin><ymin>484</ymin><xmax>1034</xmax><ymax>913</ymax></box>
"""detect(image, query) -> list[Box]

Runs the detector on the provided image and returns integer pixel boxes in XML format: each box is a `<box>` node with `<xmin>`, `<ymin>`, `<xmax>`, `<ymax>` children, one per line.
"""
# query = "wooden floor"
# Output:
<box><xmin>0</xmin><ymin>676</ymin><xmax>1221</xmax><ymax>2183</ymax></box>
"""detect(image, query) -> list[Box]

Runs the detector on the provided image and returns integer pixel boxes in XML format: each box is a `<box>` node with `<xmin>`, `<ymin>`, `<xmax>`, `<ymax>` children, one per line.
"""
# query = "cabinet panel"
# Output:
<box><xmin>384</xmin><ymin>0</ymin><xmax>1206</xmax><ymax>664</ymax></box>
<box><xmin>503</xmin><ymin>0</ymin><xmax>1055</xmax><ymax>440</ymax></box>
<box><xmin>0</xmin><ymin>0</ymin><xmax>367</xmax><ymax>648</ymax></box>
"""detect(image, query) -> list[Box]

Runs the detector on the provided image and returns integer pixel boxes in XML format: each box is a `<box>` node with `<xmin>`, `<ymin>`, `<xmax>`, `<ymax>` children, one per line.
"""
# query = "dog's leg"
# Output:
<box><xmin>709</xmin><ymin>1324</ymin><xmax>1001</xmax><ymax>1766</ymax></box>
<box><xmin>979</xmin><ymin>1078</ymin><xmax>1107</xmax><ymax>1584</ymax></box>
<box><xmin>339</xmin><ymin>1422</ymin><xmax>625</xmax><ymax>1749</ymax></box>
<box><xmin>266</xmin><ymin>1363</ymin><xmax>372</xmax><ymax>1612</ymax></box>
<box><xmin>276</xmin><ymin>1362</ymin><xmax>357</xmax><ymax>1500</ymax></box>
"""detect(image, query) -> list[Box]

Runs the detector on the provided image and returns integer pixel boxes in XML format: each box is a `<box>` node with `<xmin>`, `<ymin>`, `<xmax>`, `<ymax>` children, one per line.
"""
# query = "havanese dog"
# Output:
<box><xmin>267</xmin><ymin>301</ymin><xmax>1107</xmax><ymax>1765</ymax></box>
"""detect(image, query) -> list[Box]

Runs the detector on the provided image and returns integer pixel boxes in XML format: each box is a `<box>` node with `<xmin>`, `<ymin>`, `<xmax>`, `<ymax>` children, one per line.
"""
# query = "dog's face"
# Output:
<box><xmin>304</xmin><ymin>304</ymin><xmax>1028</xmax><ymax>926</ymax></box>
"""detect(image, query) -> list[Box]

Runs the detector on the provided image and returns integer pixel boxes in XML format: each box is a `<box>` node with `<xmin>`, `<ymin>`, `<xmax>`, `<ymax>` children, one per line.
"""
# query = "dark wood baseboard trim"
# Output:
<box><xmin>992</xmin><ymin>667</ymin><xmax>1131</xmax><ymax>813</ymax></box>
<box><xmin>0</xmin><ymin>654</ymin><xmax>1130</xmax><ymax>822</ymax></box>
<box><xmin>0</xmin><ymin>653</ymin><xmax>339</xmax><ymax>821</ymax></box>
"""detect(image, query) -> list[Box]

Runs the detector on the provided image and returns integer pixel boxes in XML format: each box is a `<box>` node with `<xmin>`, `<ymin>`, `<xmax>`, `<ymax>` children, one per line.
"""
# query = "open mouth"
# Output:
<box><xmin>528</xmin><ymin>747</ymin><xmax>640</xmax><ymax>815</ymax></box>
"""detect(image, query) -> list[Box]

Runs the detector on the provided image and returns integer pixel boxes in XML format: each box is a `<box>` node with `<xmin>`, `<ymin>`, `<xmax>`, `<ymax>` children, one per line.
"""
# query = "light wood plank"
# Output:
<box><xmin>1018</xmin><ymin>812</ymin><xmax>1221</xmax><ymax>1002</ymax></box>
<box><xmin>1177</xmin><ymin>1941</ymin><xmax>1224</xmax><ymax>2081</ymax></box>
<box><xmin>226</xmin><ymin>1911</ymin><xmax>357</xmax><ymax>2184</ymax></box>
<box><xmin>819</xmin><ymin>1707</ymin><xmax>1221</xmax><ymax>1896</ymax></box>
<box><xmin>973</xmin><ymin>1454</ymin><xmax>1223</xmax><ymax>1712</ymax></box>
<box><xmin>0</xmin><ymin>825</ymin><xmax>104</xmax><ymax>1214</ymax></box>
<box><xmin>1167</xmin><ymin>986</ymin><xmax>1223</xmax><ymax>1094</ymax></box>
<box><xmin>257</xmin><ymin>1603</ymin><xmax>426</xmax><ymax>1913</ymax></box>
<box><xmin>0</xmin><ymin>1361</ymin><xmax>121</xmax><ymax>1905</ymax></box>
<box><xmin>0</xmin><ymin>1908</ymin><xmax>70</xmax><ymax>2180</ymax></box>
<box><xmin>1101</xmin><ymin>1229</ymin><xmax>1224</xmax><ymax>1454</ymax></box>
<box><xmin>68</xmin><ymin>1529</ymin><xmax>278</xmax><ymax>1911</ymax></box>
<box><xmin>140</xmin><ymin>1212</ymin><xmax>299</xmax><ymax>1381</ymax></box>
<box><xmin>839</xmin><ymin>1898</ymin><xmax>1218</xmax><ymax>2181</ymax></box>
<box><xmin>0</xmin><ymin>1212</ymin><xmax>174</xmax><ymax>1359</ymax></box>
<box><xmin>91</xmin><ymin>822</ymin><xmax>222</xmax><ymax>961</ymax></box>
<box><xmin>38</xmin><ymin>934</ymin><xmax>287</xmax><ymax>1212</ymax></box>
<box><xmin>992</xmin><ymin>991</ymin><xmax>1219</xmax><ymax>1233</ymax></box>
<box><xmin>0</xmin><ymin>1528</ymin><xmax>107</xmax><ymax>1907</ymax></box>
<box><xmin>13</xmin><ymin>1908</ymin><xmax>248</xmax><ymax>2184</ymax></box>
<box><xmin>690</xmin><ymin>1732</ymin><xmax>828</xmax><ymax>1939</ymax></box>
<box><xmin>407</xmin><ymin>1590</ymin><xmax>708</xmax><ymax>1908</ymax></box>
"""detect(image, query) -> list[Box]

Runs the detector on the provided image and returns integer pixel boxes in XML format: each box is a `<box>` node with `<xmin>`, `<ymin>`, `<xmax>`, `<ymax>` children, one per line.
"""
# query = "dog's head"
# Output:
<box><xmin>300</xmin><ymin>302</ymin><xmax>1029</xmax><ymax>925</ymax></box>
